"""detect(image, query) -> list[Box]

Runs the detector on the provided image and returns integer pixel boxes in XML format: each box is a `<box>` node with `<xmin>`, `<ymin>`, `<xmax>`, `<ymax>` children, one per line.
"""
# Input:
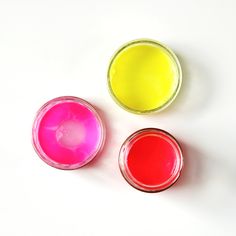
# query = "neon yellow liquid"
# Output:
<box><xmin>108</xmin><ymin>40</ymin><xmax>181</xmax><ymax>113</ymax></box>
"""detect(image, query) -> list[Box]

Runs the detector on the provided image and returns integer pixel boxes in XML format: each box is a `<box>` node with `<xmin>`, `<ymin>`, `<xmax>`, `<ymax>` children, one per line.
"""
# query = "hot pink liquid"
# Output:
<box><xmin>33</xmin><ymin>97</ymin><xmax>104</xmax><ymax>169</ymax></box>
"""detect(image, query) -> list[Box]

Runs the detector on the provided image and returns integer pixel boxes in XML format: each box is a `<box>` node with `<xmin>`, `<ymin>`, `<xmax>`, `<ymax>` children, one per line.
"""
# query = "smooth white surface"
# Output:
<box><xmin>0</xmin><ymin>0</ymin><xmax>235</xmax><ymax>235</ymax></box>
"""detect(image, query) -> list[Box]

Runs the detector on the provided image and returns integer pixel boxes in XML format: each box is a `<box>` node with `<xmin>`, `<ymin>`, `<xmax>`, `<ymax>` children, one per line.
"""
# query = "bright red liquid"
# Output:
<box><xmin>126</xmin><ymin>130</ymin><xmax>182</xmax><ymax>189</ymax></box>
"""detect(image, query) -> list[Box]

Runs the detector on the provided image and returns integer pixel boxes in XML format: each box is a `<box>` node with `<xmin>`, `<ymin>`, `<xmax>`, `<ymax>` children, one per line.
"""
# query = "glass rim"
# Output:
<box><xmin>118</xmin><ymin>128</ymin><xmax>184</xmax><ymax>192</ymax></box>
<box><xmin>32</xmin><ymin>96</ymin><xmax>105</xmax><ymax>170</ymax></box>
<box><xmin>107</xmin><ymin>39</ymin><xmax>182</xmax><ymax>114</ymax></box>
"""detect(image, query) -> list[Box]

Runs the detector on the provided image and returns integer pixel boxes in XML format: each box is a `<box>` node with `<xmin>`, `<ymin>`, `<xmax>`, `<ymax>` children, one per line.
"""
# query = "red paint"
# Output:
<box><xmin>119</xmin><ymin>129</ymin><xmax>183</xmax><ymax>192</ymax></box>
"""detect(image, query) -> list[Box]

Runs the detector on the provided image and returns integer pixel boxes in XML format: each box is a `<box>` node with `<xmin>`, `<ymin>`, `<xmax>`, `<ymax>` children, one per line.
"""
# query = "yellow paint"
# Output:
<box><xmin>108</xmin><ymin>40</ymin><xmax>181</xmax><ymax>113</ymax></box>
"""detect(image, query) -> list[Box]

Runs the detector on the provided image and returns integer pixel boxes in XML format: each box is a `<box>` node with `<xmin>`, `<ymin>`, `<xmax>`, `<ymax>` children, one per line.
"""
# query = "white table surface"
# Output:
<box><xmin>0</xmin><ymin>0</ymin><xmax>235</xmax><ymax>235</ymax></box>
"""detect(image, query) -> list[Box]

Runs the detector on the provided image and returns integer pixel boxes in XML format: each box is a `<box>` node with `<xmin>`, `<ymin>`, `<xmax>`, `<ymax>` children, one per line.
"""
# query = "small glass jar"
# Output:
<box><xmin>119</xmin><ymin>128</ymin><xmax>183</xmax><ymax>192</ymax></box>
<box><xmin>32</xmin><ymin>96</ymin><xmax>105</xmax><ymax>170</ymax></box>
<box><xmin>108</xmin><ymin>39</ymin><xmax>182</xmax><ymax>114</ymax></box>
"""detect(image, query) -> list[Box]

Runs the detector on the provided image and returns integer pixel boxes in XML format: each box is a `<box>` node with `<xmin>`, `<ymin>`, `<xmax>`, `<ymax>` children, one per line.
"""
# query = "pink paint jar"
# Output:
<box><xmin>32</xmin><ymin>96</ymin><xmax>105</xmax><ymax>169</ymax></box>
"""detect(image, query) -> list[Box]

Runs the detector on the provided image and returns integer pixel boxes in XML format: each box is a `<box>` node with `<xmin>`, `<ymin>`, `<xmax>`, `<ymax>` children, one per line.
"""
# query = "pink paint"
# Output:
<box><xmin>32</xmin><ymin>96</ymin><xmax>105</xmax><ymax>169</ymax></box>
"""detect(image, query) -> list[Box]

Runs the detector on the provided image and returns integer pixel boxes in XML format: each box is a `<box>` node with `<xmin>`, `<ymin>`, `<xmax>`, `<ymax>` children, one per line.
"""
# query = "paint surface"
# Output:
<box><xmin>37</xmin><ymin>99</ymin><xmax>103</xmax><ymax>166</ymax></box>
<box><xmin>109</xmin><ymin>41</ymin><xmax>180</xmax><ymax>112</ymax></box>
<box><xmin>125</xmin><ymin>130</ymin><xmax>182</xmax><ymax>189</ymax></box>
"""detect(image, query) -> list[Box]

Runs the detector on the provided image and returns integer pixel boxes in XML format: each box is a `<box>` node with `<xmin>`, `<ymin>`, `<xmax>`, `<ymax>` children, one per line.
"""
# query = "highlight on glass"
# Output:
<box><xmin>32</xmin><ymin>96</ymin><xmax>105</xmax><ymax>170</ymax></box>
<box><xmin>119</xmin><ymin>128</ymin><xmax>183</xmax><ymax>192</ymax></box>
<box><xmin>108</xmin><ymin>39</ymin><xmax>182</xmax><ymax>114</ymax></box>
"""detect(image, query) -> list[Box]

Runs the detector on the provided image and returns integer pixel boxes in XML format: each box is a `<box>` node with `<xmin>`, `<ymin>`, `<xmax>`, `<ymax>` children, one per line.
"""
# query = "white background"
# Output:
<box><xmin>0</xmin><ymin>0</ymin><xmax>235</xmax><ymax>235</ymax></box>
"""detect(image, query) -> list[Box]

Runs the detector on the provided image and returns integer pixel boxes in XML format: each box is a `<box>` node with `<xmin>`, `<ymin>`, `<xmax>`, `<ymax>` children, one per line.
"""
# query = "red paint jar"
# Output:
<box><xmin>119</xmin><ymin>128</ymin><xmax>183</xmax><ymax>192</ymax></box>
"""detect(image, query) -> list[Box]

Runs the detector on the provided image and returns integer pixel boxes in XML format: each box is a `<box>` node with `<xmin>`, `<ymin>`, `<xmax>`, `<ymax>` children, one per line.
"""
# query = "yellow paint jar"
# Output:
<box><xmin>108</xmin><ymin>39</ymin><xmax>182</xmax><ymax>113</ymax></box>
